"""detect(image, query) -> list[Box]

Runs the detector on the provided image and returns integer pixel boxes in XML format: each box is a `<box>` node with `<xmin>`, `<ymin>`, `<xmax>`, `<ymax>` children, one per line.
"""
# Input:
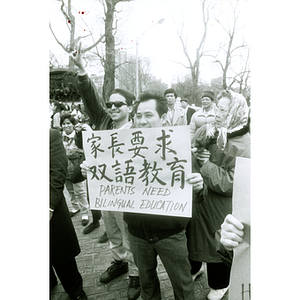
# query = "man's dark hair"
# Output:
<box><xmin>163</xmin><ymin>88</ymin><xmax>178</xmax><ymax>98</ymax></box>
<box><xmin>134</xmin><ymin>92</ymin><xmax>168</xmax><ymax>117</ymax></box>
<box><xmin>110</xmin><ymin>89</ymin><xmax>136</xmax><ymax>106</ymax></box>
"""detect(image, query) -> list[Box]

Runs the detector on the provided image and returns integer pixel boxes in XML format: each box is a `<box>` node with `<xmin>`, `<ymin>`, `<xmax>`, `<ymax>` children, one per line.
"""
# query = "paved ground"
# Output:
<box><xmin>50</xmin><ymin>209</ymin><xmax>228</xmax><ymax>300</ymax></box>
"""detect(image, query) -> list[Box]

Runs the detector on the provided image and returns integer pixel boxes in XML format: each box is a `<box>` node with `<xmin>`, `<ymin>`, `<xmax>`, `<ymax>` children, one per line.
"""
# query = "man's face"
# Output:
<box><xmin>180</xmin><ymin>101</ymin><xmax>188</xmax><ymax>109</ymax></box>
<box><xmin>201</xmin><ymin>97</ymin><xmax>212</xmax><ymax>109</ymax></box>
<box><xmin>215</xmin><ymin>97</ymin><xmax>231</xmax><ymax>128</ymax></box>
<box><xmin>107</xmin><ymin>94</ymin><xmax>131</xmax><ymax>122</ymax></box>
<box><xmin>165</xmin><ymin>93</ymin><xmax>176</xmax><ymax>107</ymax></box>
<box><xmin>134</xmin><ymin>99</ymin><xmax>165</xmax><ymax>128</ymax></box>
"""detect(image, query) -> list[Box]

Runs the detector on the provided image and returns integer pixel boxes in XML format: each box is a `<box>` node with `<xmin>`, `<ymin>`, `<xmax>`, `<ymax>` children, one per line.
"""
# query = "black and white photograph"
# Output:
<box><xmin>2</xmin><ymin>0</ymin><xmax>299</xmax><ymax>299</ymax></box>
<box><xmin>49</xmin><ymin>1</ymin><xmax>250</xmax><ymax>299</ymax></box>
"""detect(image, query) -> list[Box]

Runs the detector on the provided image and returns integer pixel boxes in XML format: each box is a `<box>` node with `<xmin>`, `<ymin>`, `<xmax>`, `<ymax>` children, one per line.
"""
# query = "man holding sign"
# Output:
<box><xmin>122</xmin><ymin>93</ymin><xmax>202</xmax><ymax>300</ymax></box>
<box><xmin>81</xmin><ymin>93</ymin><xmax>202</xmax><ymax>300</ymax></box>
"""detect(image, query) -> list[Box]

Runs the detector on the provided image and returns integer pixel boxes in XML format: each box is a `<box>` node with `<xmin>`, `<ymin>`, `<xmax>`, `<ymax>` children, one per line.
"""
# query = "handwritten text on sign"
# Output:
<box><xmin>82</xmin><ymin>126</ymin><xmax>192</xmax><ymax>217</ymax></box>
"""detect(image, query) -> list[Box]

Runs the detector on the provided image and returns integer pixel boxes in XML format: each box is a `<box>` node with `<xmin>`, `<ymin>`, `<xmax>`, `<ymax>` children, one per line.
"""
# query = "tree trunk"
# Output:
<box><xmin>102</xmin><ymin>0</ymin><xmax>116</xmax><ymax>102</ymax></box>
<box><xmin>68</xmin><ymin>0</ymin><xmax>76</xmax><ymax>71</ymax></box>
<box><xmin>191</xmin><ymin>74</ymin><xmax>198</xmax><ymax>104</ymax></box>
<box><xmin>68</xmin><ymin>22</ymin><xmax>76</xmax><ymax>71</ymax></box>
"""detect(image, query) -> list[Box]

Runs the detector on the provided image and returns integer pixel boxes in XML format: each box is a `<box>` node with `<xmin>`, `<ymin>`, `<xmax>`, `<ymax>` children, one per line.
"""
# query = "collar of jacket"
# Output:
<box><xmin>208</xmin><ymin>123</ymin><xmax>250</xmax><ymax>147</ymax></box>
<box><xmin>227</xmin><ymin>120</ymin><xmax>250</xmax><ymax>139</ymax></box>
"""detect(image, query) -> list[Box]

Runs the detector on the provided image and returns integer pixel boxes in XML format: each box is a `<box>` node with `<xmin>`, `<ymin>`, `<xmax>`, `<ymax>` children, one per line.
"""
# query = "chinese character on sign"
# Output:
<box><xmin>138</xmin><ymin>159</ymin><xmax>166</xmax><ymax>186</ymax></box>
<box><xmin>87</xmin><ymin>133</ymin><xmax>104</xmax><ymax>159</ymax></box>
<box><xmin>90</xmin><ymin>164</ymin><xmax>113</xmax><ymax>182</ymax></box>
<box><xmin>128</xmin><ymin>131</ymin><xmax>148</xmax><ymax>158</ymax></box>
<box><xmin>155</xmin><ymin>129</ymin><xmax>177</xmax><ymax>160</ymax></box>
<box><xmin>123</xmin><ymin>159</ymin><xmax>136</xmax><ymax>184</ymax></box>
<box><xmin>108</xmin><ymin>132</ymin><xmax>125</xmax><ymax>158</ymax></box>
<box><xmin>166</xmin><ymin>157</ymin><xmax>187</xmax><ymax>189</ymax></box>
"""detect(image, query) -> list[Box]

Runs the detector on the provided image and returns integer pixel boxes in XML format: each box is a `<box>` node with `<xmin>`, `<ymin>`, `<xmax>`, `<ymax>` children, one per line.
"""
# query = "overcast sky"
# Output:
<box><xmin>49</xmin><ymin>0</ymin><xmax>250</xmax><ymax>86</ymax></box>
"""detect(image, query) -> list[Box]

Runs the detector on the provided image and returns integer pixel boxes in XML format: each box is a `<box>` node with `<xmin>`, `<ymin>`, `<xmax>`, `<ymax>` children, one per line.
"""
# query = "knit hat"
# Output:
<box><xmin>202</xmin><ymin>91</ymin><xmax>214</xmax><ymax>101</ymax></box>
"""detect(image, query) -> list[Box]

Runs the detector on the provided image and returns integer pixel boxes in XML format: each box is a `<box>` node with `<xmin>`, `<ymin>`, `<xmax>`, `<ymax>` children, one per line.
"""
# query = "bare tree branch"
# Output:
<box><xmin>173</xmin><ymin>0</ymin><xmax>214</xmax><ymax>102</ymax></box>
<box><xmin>214</xmin><ymin>0</ymin><xmax>246</xmax><ymax>89</ymax></box>
<box><xmin>214</xmin><ymin>59</ymin><xmax>225</xmax><ymax>72</ymax></box>
<box><xmin>82</xmin><ymin>35</ymin><xmax>105</xmax><ymax>53</ymax></box>
<box><xmin>227</xmin><ymin>70</ymin><xmax>250</xmax><ymax>89</ymax></box>
<box><xmin>229</xmin><ymin>44</ymin><xmax>244</xmax><ymax>56</ymax></box>
<box><xmin>49</xmin><ymin>22</ymin><xmax>68</xmax><ymax>52</ymax></box>
<box><xmin>171</xmin><ymin>59</ymin><xmax>190</xmax><ymax>69</ymax></box>
<box><xmin>57</xmin><ymin>0</ymin><xmax>71</xmax><ymax>31</ymax></box>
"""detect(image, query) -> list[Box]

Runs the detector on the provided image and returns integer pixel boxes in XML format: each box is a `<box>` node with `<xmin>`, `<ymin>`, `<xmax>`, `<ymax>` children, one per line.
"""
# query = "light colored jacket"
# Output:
<box><xmin>190</xmin><ymin>107</ymin><xmax>217</xmax><ymax>139</ymax></box>
<box><xmin>165</xmin><ymin>107</ymin><xmax>187</xmax><ymax>126</ymax></box>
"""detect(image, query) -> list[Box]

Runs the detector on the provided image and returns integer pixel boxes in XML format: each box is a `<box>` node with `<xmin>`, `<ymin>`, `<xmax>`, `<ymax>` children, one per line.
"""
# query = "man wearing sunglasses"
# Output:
<box><xmin>70</xmin><ymin>44</ymin><xmax>140</xmax><ymax>300</ymax></box>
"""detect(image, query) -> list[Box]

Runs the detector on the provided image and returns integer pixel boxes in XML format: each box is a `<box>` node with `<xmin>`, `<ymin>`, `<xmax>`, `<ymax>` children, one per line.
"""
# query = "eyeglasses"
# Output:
<box><xmin>106</xmin><ymin>101</ymin><xmax>128</xmax><ymax>109</ymax></box>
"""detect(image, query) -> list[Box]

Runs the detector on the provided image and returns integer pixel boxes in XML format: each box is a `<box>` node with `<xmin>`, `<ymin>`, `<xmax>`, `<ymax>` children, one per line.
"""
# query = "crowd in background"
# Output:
<box><xmin>50</xmin><ymin>52</ymin><xmax>250</xmax><ymax>300</ymax></box>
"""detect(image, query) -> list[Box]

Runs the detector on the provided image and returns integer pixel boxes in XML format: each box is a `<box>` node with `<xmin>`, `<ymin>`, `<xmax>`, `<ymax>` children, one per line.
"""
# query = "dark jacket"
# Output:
<box><xmin>186</xmin><ymin>107</ymin><xmax>196</xmax><ymax>125</ymax></box>
<box><xmin>186</xmin><ymin>128</ymin><xmax>250</xmax><ymax>263</ymax></box>
<box><xmin>50</xmin><ymin>129</ymin><xmax>80</xmax><ymax>266</ymax></box>
<box><xmin>123</xmin><ymin>212</ymin><xmax>190</xmax><ymax>243</ymax></box>
<box><xmin>78</xmin><ymin>74</ymin><xmax>113</xmax><ymax>130</ymax></box>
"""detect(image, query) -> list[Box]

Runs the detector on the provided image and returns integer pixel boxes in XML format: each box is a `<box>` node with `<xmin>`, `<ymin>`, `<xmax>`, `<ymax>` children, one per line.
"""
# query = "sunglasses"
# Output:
<box><xmin>106</xmin><ymin>101</ymin><xmax>128</xmax><ymax>109</ymax></box>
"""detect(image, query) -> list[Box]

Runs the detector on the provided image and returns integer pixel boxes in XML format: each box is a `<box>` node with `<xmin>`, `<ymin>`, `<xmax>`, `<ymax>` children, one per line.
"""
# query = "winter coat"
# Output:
<box><xmin>190</xmin><ymin>107</ymin><xmax>217</xmax><ymax>141</ymax></box>
<box><xmin>165</xmin><ymin>107</ymin><xmax>187</xmax><ymax>126</ymax></box>
<box><xmin>50</xmin><ymin>129</ymin><xmax>80</xmax><ymax>266</ymax></box>
<box><xmin>186</xmin><ymin>130</ymin><xmax>250</xmax><ymax>263</ymax></box>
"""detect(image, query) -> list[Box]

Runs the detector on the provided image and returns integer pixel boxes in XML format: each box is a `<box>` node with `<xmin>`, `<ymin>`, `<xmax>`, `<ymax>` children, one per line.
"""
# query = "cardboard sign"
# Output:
<box><xmin>229</xmin><ymin>157</ymin><xmax>251</xmax><ymax>300</ymax></box>
<box><xmin>82</xmin><ymin>126</ymin><xmax>192</xmax><ymax>217</ymax></box>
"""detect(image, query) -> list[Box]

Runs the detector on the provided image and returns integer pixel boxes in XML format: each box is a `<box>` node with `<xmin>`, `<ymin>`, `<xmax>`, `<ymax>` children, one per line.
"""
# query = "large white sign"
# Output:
<box><xmin>82</xmin><ymin>126</ymin><xmax>192</xmax><ymax>217</ymax></box>
<box><xmin>229</xmin><ymin>157</ymin><xmax>251</xmax><ymax>300</ymax></box>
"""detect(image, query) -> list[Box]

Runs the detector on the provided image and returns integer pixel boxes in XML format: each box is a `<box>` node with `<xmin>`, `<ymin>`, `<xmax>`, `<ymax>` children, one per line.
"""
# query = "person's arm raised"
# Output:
<box><xmin>70</xmin><ymin>42</ymin><xmax>110</xmax><ymax>129</ymax></box>
<box><xmin>69</xmin><ymin>42</ymin><xmax>87</xmax><ymax>76</ymax></box>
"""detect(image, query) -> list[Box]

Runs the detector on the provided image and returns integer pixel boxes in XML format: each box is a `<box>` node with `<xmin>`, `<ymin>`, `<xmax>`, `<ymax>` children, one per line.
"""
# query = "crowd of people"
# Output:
<box><xmin>49</xmin><ymin>43</ymin><xmax>250</xmax><ymax>300</ymax></box>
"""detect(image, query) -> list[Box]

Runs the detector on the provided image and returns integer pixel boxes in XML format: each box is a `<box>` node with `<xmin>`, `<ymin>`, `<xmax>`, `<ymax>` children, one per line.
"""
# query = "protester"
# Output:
<box><xmin>51</xmin><ymin>101</ymin><xmax>65</xmax><ymax>131</ymax></box>
<box><xmin>190</xmin><ymin>91</ymin><xmax>217</xmax><ymax>142</ymax></box>
<box><xmin>163</xmin><ymin>88</ymin><xmax>187</xmax><ymax>126</ymax></box>
<box><xmin>180</xmin><ymin>98</ymin><xmax>196</xmax><ymax>125</ymax></box>
<box><xmin>73</xmin><ymin>103</ymin><xmax>105</xmax><ymax>237</ymax></box>
<box><xmin>186</xmin><ymin>90</ymin><xmax>250</xmax><ymax>300</ymax></box>
<box><xmin>70</xmin><ymin>43</ymin><xmax>140</xmax><ymax>300</ymax></box>
<box><xmin>50</xmin><ymin>129</ymin><xmax>87</xmax><ymax>300</ymax></box>
<box><xmin>61</xmin><ymin>113</ymin><xmax>90</xmax><ymax>226</ymax></box>
<box><xmin>123</xmin><ymin>92</ymin><xmax>203</xmax><ymax>300</ymax></box>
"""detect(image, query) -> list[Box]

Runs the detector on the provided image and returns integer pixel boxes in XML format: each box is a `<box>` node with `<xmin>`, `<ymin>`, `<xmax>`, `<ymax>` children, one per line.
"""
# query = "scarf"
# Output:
<box><xmin>62</xmin><ymin>130</ymin><xmax>76</xmax><ymax>147</ymax></box>
<box><xmin>193</xmin><ymin>91</ymin><xmax>249</xmax><ymax>152</ymax></box>
<box><xmin>62</xmin><ymin>131</ymin><xmax>83</xmax><ymax>159</ymax></box>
